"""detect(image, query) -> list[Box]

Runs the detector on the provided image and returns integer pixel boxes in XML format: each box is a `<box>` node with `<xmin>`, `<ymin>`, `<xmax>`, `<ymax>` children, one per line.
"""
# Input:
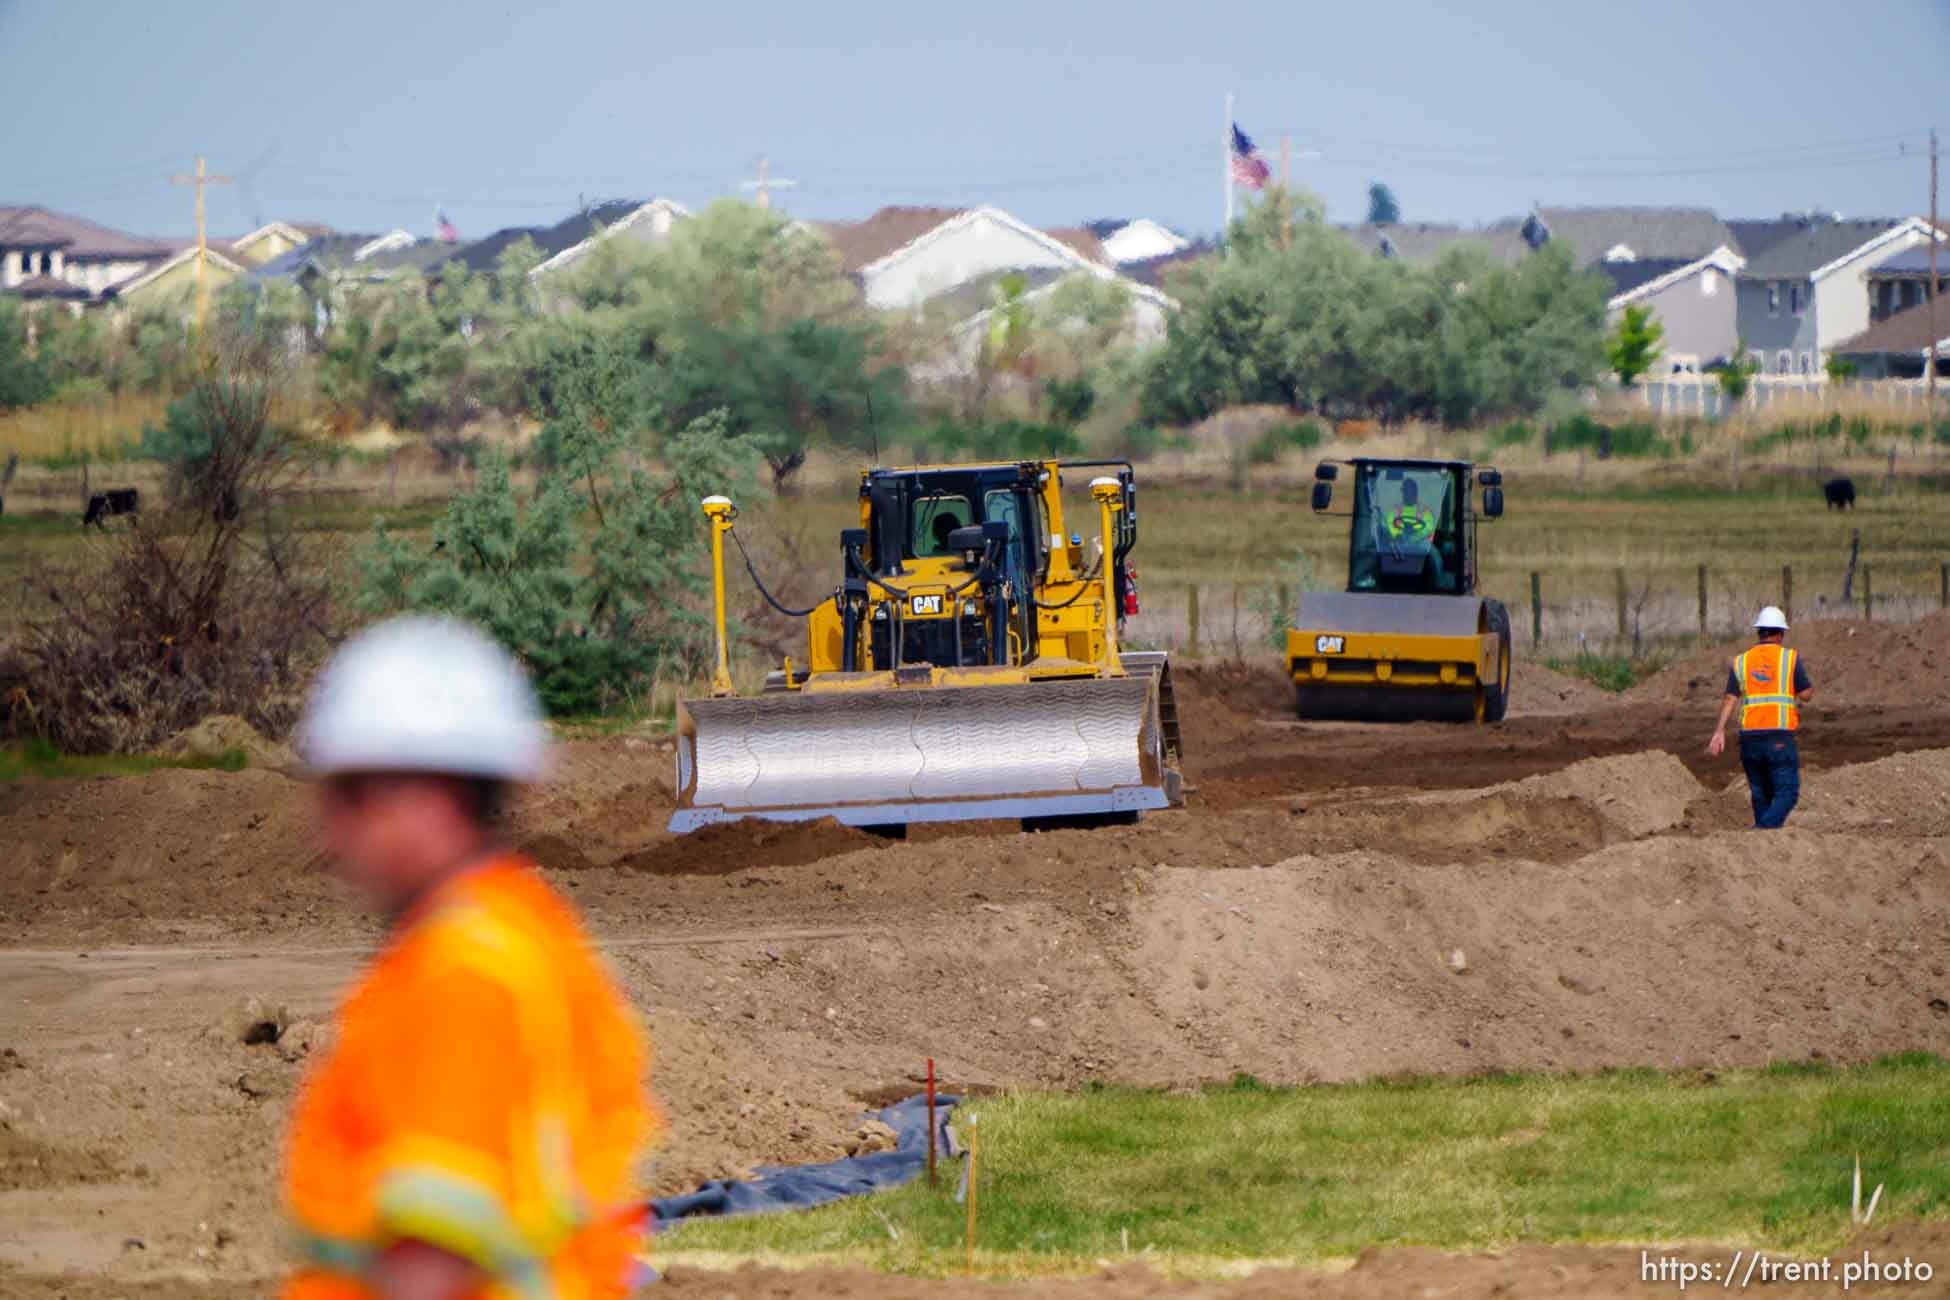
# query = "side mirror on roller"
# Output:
<box><xmin>1483</xmin><ymin>486</ymin><xmax>1504</xmax><ymax>518</ymax></box>
<box><xmin>1310</xmin><ymin>482</ymin><xmax>1333</xmax><ymax>512</ymax></box>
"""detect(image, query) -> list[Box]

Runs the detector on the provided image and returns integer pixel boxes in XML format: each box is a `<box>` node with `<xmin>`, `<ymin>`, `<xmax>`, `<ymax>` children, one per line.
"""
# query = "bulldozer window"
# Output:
<box><xmin>984</xmin><ymin>488</ymin><xmax>1050</xmax><ymax>582</ymax></box>
<box><xmin>913</xmin><ymin>494</ymin><xmax>976</xmax><ymax>557</ymax></box>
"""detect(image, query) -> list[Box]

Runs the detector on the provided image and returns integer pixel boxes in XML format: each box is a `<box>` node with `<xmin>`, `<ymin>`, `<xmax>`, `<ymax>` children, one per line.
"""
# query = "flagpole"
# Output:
<box><xmin>1223</xmin><ymin>92</ymin><xmax>1235</xmax><ymax>243</ymax></box>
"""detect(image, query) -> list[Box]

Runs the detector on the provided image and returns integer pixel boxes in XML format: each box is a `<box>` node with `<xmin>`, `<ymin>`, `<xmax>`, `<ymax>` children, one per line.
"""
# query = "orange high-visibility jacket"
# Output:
<box><xmin>1735</xmin><ymin>643</ymin><xmax>1801</xmax><ymax>732</ymax></box>
<box><xmin>283</xmin><ymin>856</ymin><xmax>662</xmax><ymax>1300</ymax></box>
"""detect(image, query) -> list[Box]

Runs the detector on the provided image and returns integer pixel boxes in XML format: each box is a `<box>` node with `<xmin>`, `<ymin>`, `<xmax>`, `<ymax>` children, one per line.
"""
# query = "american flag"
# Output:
<box><xmin>435</xmin><ymin>209</ymin><xmax>460</xmax><ymax>243</ymax></box>
<box><xmin>1230</xmin><ymin>124</ymin><xmax>1270</xmax><ymax>190</ymax></box>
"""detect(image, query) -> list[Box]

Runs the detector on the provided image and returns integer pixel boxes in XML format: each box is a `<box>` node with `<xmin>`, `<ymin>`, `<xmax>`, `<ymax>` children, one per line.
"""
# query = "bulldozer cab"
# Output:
<box><xmin>1316</xmin><ymin>458</ymin><xmax>1501</xmax><ymax>597</ymax></box>
<box><xmin>866</xmin><ymin>464</ymin><xmax>1050</xmax><ymax>583</ymax></box>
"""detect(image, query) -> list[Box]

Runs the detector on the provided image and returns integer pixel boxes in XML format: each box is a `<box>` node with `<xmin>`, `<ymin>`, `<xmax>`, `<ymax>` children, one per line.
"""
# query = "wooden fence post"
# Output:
<box><xmin>1187</xmin><ymin>587</ymin><xmax>1200</xmax><ymax>659</ymax></box>
<box><xmin>1885</xmin><ymin>445</ymin><xmax>1897</xmax><ymax>493</ymax></box>
<box><xmin>1529</xmin><ymin>571</ymin><xmax>1542</xmax><ymax>648</ymax></box>
<box><xmin>1863</xmin><ymin>565</ymin><xmax>1873</xmax><ymax>621</ymax></box>
<box><xmin>1614</xmin><ymin>567</ymin><xmax>1628</xmax><ymax>641</ymax></box>
<box><xmin>1697</xmin><ymin>563</ymin><xmax>1708</xmax><ymax>642</ymax></box>
<box><xmin>1941</xmin><ymin>561</ymin><xmax>1948</xmax><ymax>611</ymax></box>
<box><xmin>1782</xmin><ymin>565</ymin><xmax>1793</xmax><ymax>627</ymax></box>
<box><xmin>1277</xmin><ymin>582</ymin><xmax>1290</xmax><ymax>631</ymax></box>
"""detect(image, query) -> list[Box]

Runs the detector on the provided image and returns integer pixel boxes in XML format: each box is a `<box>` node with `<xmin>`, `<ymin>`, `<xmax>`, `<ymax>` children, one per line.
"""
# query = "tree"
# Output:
<box><xmin>1139</xmin><ymin>185</ymin><xmax>1609</xmax><ymax>428</ymax></box>
<box><xmin>1717</xmin><ymin>340</ymin><xmax>1759</xmax><ymax>406</ymax></box>
<box><xmin>0</xmin><ymin>299</ymin><xmax>52</xmax><ymax>410</ymax></box>
<box><xmin>1606</xmin><ymin>304</ymin><xmax>1666</xmax><ymax>386</ymax></box>
<box><xmin>358</xmin><ymin>411</ymin><xmax>761</xmax><ymax>716</ymax></box>
<box><xmin>1824</xmin><ymin>353</ymin><xmax>1858</xmax><ymax>383</ymax></box>
<box><xmin>1366</xmin><ymin>182</ymin><xmax>1401</xmax><ymax>226</ymax></box>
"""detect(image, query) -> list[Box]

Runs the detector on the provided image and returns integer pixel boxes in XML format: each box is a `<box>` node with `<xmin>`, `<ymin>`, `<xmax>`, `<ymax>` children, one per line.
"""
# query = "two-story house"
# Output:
<box><xmin>1862</xmin><ymin>242</ymin><xmax>1948</xmax><ymax>324</ymax></box>
<box><xmin>0</xmin><ymin>205</ymin><xmax>173</xmax><ymax>307</ymax></box>
<box><xmin>1731</xmin><ymin>216</ymin><xmax>1940</xmax><ymax>374</ymax></box>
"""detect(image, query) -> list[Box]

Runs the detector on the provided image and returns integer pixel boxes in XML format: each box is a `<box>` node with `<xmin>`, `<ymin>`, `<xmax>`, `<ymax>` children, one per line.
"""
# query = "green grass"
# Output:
<box><xmin>1543</xmin><ymin>652</ymin><xmax>1669</xmax><ymax>692</ymax></box>
<box><xmin>658</xmin><ymin>1056</ymin><xmax>1950</xmax><ymax>1278</ymax></box>
<box><xmin>0</xmin><ymin>738</ymin><xmax>248</xmax><ymax>781</ymax></box>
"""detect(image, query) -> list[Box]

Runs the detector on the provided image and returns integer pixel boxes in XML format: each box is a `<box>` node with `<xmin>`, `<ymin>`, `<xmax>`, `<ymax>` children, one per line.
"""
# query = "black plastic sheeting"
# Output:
<box><xmin>649</xmin><ymin>1093</ymin><xmax>960</xmax><ymax>1221</ymax></box>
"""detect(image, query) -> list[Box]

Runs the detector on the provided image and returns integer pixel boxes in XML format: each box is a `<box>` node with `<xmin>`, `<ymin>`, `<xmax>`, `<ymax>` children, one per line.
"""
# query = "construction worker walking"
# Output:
<box><xmin>284</xmin><ymin>616</ymin><xmax>661</xmax><ymax>1300</ymax></box>
<box><xmin>1707</xmin><ymin>606</ymin><xmax>1814</xmax><ymax>829</ymax></box>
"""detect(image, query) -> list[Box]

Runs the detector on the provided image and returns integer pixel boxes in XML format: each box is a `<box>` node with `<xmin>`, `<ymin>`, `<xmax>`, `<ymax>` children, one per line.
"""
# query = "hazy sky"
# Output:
<box><xmin>2</xmin><ymin>0</ymin><xmax>1944</xmax><ymax>243</ymax></box>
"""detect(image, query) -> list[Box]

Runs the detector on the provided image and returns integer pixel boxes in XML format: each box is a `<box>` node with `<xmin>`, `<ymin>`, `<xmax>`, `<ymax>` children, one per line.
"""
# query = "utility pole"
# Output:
<box><xmin>740</xmin><ymin>156</ymin><xmax>797</xmax><ymax>211</ymax></box>
<box><xmin>1930</xmin><ymin>126</ymin><xmax>1939</xmax><ymax>430</ymax></box>
<box><xmin>169</xmin><ymin>155</ymin><xmax>232</xmax><ymax>332</ymax></box>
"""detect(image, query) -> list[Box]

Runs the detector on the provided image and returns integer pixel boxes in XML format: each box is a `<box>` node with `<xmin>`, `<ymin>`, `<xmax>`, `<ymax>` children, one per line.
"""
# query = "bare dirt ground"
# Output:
<box><xmin>4</xmin><ymin>616</ymin><xmax>1949</xmax><ymax>1296</ymax></box>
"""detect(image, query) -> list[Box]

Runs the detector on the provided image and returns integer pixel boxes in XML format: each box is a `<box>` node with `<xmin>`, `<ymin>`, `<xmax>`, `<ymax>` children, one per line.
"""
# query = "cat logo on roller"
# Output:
<box><xmin>674</xmin><ymin>462</ymin><xmax>1184</xmax><ymax>835</ymax></box>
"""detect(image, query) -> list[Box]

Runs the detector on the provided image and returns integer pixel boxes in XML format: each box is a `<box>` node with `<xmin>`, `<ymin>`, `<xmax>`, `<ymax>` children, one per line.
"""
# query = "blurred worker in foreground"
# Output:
<box><xmin>284</xmin><ymin>616</ymin><xmax>660</xmax><ymax>1300</ymax></box>
<box><xmin>1707</xmin><ymin>606</ymin><xmax>1813</xmax><ymax>829</ymax></box>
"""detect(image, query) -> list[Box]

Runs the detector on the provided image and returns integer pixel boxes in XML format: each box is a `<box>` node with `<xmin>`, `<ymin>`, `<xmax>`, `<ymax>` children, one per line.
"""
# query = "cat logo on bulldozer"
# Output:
<box><xmin>910</xmin><ymin>593</ymin><xmax>944</xmax><ymax>616</ymax></box>
<box><xmin>1314</xmin><ymin>634</ymin><xmax>1345</xmax><ymax>654</ymax></box>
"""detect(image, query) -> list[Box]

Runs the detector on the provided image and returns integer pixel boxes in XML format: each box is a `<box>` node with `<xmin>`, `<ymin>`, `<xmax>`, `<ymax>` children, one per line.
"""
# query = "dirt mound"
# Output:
<box><xmin>156</xmin><ymin>714</ymin><xmax>295</xmax><ymax>768</ymax></box>
<box><xmin>0</xmin><ymin>767</ymin><xmax>353</xmax><ymax>941</ymax></box>
<box><xmin>1465</xmin><ymin>749</ymin><xmax>1703</xmax><ymax>838</ymax></box>
<box><xmin>1796</xmin><ymin>747</ymin><xmax>1950</xmax><ymax>835</ymax></box>
<box><xmin>1511</xmin><ymin>660</ymin><xmax>1617</xmax><ymax>716</ymax></box>
<box><xmin>616</xmin><ymin>818</ymin><xmax>886</xmax><ymax>877</ymax></box>
<box><xmin>1294</xmin><ymin>794</ymin><xmax>1615</xmax><ymax>865</ymax></box>
<box><xmin>1172</xmin><ymin>656</ymin><xmax>1288</xmax><ymax>756</ymax></box>
<box><xmin>1632</xmin><ymin>612</ymin><xmax>1950</xmax><ymax>712</ymax></box>
<box><xmin>1127</xmin><ymin>828</ymin><xmax>1950</xmax><ymax>1083</ymax></box>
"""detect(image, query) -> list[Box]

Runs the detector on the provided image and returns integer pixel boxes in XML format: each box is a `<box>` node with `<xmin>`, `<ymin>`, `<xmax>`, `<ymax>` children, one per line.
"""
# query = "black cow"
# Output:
<box><xmin>1823</xmin><ymin>478</ymin><xmax>1856</xmax><ymax>511</ymax></box>
<box><xmin>82</xmin><ymin>488</ymin><xmax>140</xmax><ymax>528</ymax></box>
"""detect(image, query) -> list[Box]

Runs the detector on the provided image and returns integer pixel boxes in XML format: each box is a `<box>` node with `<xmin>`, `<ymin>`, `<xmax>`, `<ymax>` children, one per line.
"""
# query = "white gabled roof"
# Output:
<box><xmin>530</xmin><ymin>198</ymin><xmax>692</xmax><ymax>278</ymax></box>
<box><xmin>1102</xmin><ymin>218</ymin><xmax>1190</xmax><ymax>264</ymax></box>
<box><xmin>231</xmin><ymin>221</ymin><xmax>315</xmax><ymax>255</ymax></box>
<box><xmin>113</xmin><ymin>243</ymin><xmax>248</xmax><ymax>297</ymax></box>
<box><xmin>1606</xmin><ymin>245</ymin><xmax>1744</xmax><ymax>309</ymax></box>
<box><xmin>856</xmin><ymin>205</ymin><xmax>1105</xmax><ymax>281</ymax></box>
<box><xmin>1810</xmin><ymin>216</ymin><xmax>1944</xmax><ymax>283</ymax></box>
<box><xmin>354</xmin><ymin>230</ymin><xmax>418</xmax><ymax>262</ymax></box>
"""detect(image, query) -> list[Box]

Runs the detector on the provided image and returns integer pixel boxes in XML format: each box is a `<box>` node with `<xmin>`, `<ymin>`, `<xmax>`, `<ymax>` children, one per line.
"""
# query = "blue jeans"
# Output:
<box><xmin>1738</xmin><ymin>732</ymin><xmax>1799</xmax><ymax>829</ymax></box>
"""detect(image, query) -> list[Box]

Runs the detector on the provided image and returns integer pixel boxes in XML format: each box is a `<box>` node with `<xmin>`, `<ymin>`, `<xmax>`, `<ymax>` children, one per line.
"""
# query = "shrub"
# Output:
<box><xmin>917</xmin><ymin>419</ymin><xmax>1082</xmax><ymax>463</ymax></box>
<box><xmin>1246</xmin><ymin>419</ymin><xmax>1324</xmax><ymax>465</ymax></box>
<box><xmin>1546</xmin><ymin>414</ymin><xmax>1669</xmax><ymax>459</ymax></box>
<box><xmin>1044</xmin><ymin>375</ymin><xmax>1097</xmax><ymax>427</ymax></box>
<box><xmin>11</xmin><ymin>372</ymin><xmax>338</xmax><ymax>752</ymax></box>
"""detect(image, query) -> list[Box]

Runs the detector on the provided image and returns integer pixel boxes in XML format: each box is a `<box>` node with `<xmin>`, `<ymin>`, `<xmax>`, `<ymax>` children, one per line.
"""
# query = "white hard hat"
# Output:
<box><xmin>300</xmin><ymin>616</ymin><xmax>548</xmax><ymax>781</ymax></box>
<box><xmin>1752</xmin><ymin>605</ymin><xmax>1789</xmax><ymax>631</ymax></box>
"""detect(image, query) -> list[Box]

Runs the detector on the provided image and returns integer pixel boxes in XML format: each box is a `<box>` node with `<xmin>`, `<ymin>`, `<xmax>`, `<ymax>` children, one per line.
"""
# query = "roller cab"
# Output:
<box><xmin>1286</xmin><ymin>458</ymin><xmax>1512</xmax><ymax>724</ymax></box>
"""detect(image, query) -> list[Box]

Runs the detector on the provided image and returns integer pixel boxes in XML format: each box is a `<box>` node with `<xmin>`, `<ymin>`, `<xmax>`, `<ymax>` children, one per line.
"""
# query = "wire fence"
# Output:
<box><xmin>1132</xmin><ymin>559</ymin><xmax>1950</xmax><ymax>662</ymax></box>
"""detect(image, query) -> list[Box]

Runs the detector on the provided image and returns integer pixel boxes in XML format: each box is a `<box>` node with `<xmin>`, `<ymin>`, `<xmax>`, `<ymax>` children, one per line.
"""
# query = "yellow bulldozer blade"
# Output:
<box><xmin>669</xmin><ymin>675</ymin><xmax>1175</xmax><ymax>831</ymax></box>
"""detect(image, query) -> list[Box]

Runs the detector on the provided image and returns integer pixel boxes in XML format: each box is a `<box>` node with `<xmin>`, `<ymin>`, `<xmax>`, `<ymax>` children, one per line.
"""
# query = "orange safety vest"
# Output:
<box><xmin>283</xmin><ymin>856</ymin><xmax>662</xmax><ymax>1300</ymax></box>
<box><xmin>1734</xmin><ymin>643</ymin><xmax>1800</xmax><ymax>732</ymax></box>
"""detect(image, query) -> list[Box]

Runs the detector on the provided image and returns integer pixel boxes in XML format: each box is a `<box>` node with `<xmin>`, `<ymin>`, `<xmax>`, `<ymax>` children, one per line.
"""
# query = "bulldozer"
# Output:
<box><xmin>669</xmin><ymin>459</ymin><xmax>1183</xmax><ymax>833</ymax></box>
<box><xmin>1285</xmin><ymin>457</ymin><xmax>1512</xmax><ymax>723</ymax></box>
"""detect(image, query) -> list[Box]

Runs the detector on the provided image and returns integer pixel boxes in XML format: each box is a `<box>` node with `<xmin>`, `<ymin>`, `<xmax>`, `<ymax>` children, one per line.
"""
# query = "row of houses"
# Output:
<box><xmin>3</xmin><ymin>197</ymin><xmax>1943</xmax><ymax>380</ymax></box>
<box><xmin>0</xmin><ymin>198</ymin><xmax>1177</xmax><ymax>361</ymax></box>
